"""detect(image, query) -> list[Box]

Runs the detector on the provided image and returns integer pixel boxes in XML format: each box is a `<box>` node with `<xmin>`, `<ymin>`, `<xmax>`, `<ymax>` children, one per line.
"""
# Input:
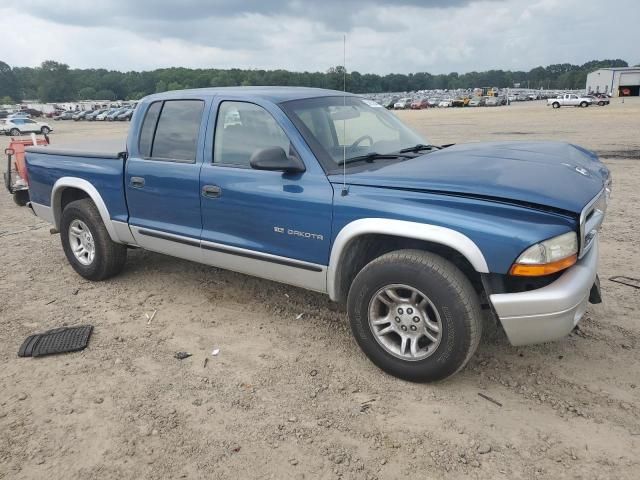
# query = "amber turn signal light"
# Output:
<box><xmin>509</xmin><ymin>254</ymin><xmax>577</xmax><ymax>277</ymax></box>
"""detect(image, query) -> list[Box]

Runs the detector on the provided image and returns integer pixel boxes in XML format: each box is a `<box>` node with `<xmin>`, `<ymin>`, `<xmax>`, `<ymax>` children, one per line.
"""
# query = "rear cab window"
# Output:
<box><xmin>138</xmin><ymin>100</ymin><xmax>204</xmax><ymax>163</ymax></box>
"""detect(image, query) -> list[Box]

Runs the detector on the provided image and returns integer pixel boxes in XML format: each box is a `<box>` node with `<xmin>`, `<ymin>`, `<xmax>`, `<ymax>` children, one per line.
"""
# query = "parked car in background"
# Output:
<box><xmin>468</xmin><ymin>96</ymin><xmax>486</xmax><ymax>107</ymax></box>
<box><xmin>106</xmin><ymin>108</ymin><xmax>128</xmax><ymax>121</ymax></box>
<box><xmin>53</xmin><ymin>111</ymin><xmax>75</xmax><ymax>120</ymax></box>
<box><xmin>2</xmin><ymin>118</ymin><xmax>52</xmax><ymax>135</ymax></box>
<box><xmin>485</xmin><ymin>96</ymin><xmax>501</xmax><ymax>107</ymax></box>
<box><xmin>590</xmin><ymin>94</ymin><xmax>610</xmax><ymax>106</ymax></box>
<box><xmin>394</xmin><ymin>98</ymin><xmax>412</xmax><ymax>109</ymax></box>
<box><xmin>437</xmin><ymin>99</ymin><xmax>453</xmax><ymax>108</ymax></box>
<box><xmin>96</xmin><ymin>109</ymin><xmax>117</xmax><ymax>121</ymax></box>
<box><xmin>7</xmin><ymin>112</ymin><xmax>31</xmax><ymax>120</ymax></box>
<box><xmin>45</xmin><ymin>109</ymin><xmax>65</xmax><ymax>118</ymax></box>
<box><xmin>86</xmin><ymin>109</ymin><xmax>107</xmax><ymax>121</ymax></box>
<box><xmin>116</xmin><ymin>108</ymin><xmax>134</xmax><ymax>121</ymax></box>
<box><xmin>73</xmin><ymin>111</ymin><xmax>91</xmax><ymax>121</ymax></box>
<box><xmin>383</xmin><ymin>97</ymin><xmax>399</xmax><ymax>109</ymax></box>
<box><xmin>20</xmin><ymin>108</ymin><xmax>43</xmax><ymax>117</ymax></box>
<box><xmin>410</xmin><ymin>98</ymin><xmax>429</xmax><ymax>109</ymax></box>
<box><xmin>0</xmin><ymin>110</ymin><xmax>9</xmax><ymax>119</ymax></box>
<box><xmin>547</xmin><ymin>94</ymin><xmax>592</xmax><ymax>108</ymax></box>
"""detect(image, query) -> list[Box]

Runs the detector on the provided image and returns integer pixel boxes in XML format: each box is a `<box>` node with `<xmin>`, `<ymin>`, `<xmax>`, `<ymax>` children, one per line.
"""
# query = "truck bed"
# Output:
<box><xmin>25</xmin><ymin>139</ymin><xmax>129</xmax><ymax>223</ymax></box>
<box><xmin>26</xmin><ymin>138</ymin><xmax>126</xmax><ymax>159</ymax></box>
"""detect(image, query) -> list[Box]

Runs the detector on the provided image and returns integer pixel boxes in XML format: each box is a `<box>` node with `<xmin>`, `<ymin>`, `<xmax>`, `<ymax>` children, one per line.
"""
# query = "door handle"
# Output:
<box><xmin>130</xmin><ymin>176</ymin><xmax>145</xmax><ymax>188</ymax></box>
<box><xmin>202</xmin><ymin>185</ymin><xmax>222</xmax><ymax>198</ymax></box>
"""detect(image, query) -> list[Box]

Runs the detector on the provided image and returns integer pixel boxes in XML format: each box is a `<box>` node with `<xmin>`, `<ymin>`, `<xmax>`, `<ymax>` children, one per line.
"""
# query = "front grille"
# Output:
<box><xmin>579</xmin><ymin>189</ymin><xmax>607</xmax><ymax>258</ymax></box>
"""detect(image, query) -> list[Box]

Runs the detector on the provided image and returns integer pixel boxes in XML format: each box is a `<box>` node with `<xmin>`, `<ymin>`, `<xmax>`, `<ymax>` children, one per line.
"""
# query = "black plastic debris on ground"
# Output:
<box><xmin>18</xmin><ymin>325</ymin><xmax>93</xmax><ymax>358</ymax></box>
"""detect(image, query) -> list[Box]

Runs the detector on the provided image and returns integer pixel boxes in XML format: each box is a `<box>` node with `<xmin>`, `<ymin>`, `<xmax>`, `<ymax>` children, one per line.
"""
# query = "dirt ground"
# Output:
<box><xmin>1</xmin><ymin>100</ymin><xmax>639</xmax><ymax>480</ymax></box>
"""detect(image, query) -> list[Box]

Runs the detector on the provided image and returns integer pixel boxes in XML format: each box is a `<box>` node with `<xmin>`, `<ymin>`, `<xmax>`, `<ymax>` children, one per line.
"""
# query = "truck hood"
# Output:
<box><xmin>329</xmin><ymin>141</ymin><xmax>609</xmax><ymax>214</ymax></box>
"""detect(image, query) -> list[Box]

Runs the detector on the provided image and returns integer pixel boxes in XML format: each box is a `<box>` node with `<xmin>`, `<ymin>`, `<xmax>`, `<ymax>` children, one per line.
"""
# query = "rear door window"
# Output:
<box><xmin>139</xmin><ymin>102</ymin><xmax>162</xmax><ymax>157</ymax></box>
<box><xmin>138</xmin><ymin>100</ymin><xmax>204</xmax><ymax>163</ymax></box>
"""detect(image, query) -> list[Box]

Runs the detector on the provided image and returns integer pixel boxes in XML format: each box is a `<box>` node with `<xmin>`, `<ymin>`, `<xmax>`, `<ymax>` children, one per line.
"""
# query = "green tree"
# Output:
<box><xmin>36</xmin><ymin>60</ymin><xmax>74</xmax><ymax>102</ymax></box>
<box><xmin>95</xmin><ymin>89</ymin><xmax>116</xmax><ymax>100</ymax></box>
<box><xmin>0</xmin><ymin>60</ymin><xmax>20</xmax><ymax>101</ymax></box>
<box><xmin>0</xmin><ymin>58</ymin><xmax>632</xmax><ymax>102</ymax></box>
<box><xmin>77</xmin><ymin>86</ymin><xmax>97</xmax><ymax>100</ymax></box>
<box><xmin>166</xmin><ymin>81</ymin><xmax>183</xmax><ymax>91</ymax></box>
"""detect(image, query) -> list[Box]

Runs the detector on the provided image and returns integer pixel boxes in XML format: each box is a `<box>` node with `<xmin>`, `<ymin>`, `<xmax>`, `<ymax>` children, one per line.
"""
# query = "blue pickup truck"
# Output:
<box><xmin>25</xmin><ymin>87</ymin><xmax>610</xmax><ymax>381</ymax></box>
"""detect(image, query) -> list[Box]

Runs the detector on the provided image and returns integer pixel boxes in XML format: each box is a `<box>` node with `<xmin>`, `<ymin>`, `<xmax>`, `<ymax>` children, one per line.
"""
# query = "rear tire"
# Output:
<box><xmin>552</xmin><ymin>102</ymin><xmax>560</xmax><ymax>109</ymax></box>
<box><xmin>347</xmin><ymin>249</ymin><xmax>482</xmax><ymax>382</ymax></box>
<box><xmin>580</xmin><ymin>101</ymin><xmax>588</xmax><ymax>107</ymax></box>
<box><xmin>13</xmin><ymin>190</ymin><xmax>29</xmax><ymax>206</ymax></box>
<box><xmin>60</xmin><ymin>198</ymin><xmax>127</xmax><ymax>281</ymax></box>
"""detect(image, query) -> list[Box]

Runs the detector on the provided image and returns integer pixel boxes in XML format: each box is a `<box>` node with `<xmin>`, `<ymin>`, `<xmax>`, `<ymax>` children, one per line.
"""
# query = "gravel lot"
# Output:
<box><xmin>1</xmin><ymin>100</ymin><xmax>639</xmax><ymax>479</ymax></box>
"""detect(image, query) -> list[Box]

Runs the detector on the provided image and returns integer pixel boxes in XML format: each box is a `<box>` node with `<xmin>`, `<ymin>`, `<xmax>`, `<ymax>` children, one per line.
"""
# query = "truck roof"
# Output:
<box><xmin>145</xmin><ymin>86</ymin><xmax>355</xmax><ymax>103</ymax></box>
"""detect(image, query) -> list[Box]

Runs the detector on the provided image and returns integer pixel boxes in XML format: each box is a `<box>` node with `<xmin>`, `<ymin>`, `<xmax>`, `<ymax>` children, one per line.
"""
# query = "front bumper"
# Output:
<box><xmin>490</xmin><ymin>237</ymin><xmax>599</xmax><ymax>346</ymax></box>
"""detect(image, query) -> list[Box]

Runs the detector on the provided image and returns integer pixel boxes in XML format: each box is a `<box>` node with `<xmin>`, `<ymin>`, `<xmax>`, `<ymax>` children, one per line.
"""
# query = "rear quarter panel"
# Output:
<box><xmin>26</xmin><ymin>151</ymin><xmax>128</xmax><ymax>222</ymax></box>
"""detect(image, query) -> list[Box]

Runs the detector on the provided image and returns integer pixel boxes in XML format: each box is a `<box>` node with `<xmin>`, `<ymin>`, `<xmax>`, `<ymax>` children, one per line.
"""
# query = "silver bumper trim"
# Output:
<box><xmin>490</xmin><ymin>237</ymin><xmax>599</xmax><ymax>346</ymax></box>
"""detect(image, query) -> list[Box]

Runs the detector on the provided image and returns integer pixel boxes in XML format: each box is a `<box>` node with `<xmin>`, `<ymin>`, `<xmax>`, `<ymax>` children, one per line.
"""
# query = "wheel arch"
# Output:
<box><xmin>52</xmin><ymin>177</ymin><xmax>120</xmax><ymax>242</ymax></box>
<box><xmin>327</xmin><ymin>219</ymin><xmax>489</xmax><ymax>302</ymax></box>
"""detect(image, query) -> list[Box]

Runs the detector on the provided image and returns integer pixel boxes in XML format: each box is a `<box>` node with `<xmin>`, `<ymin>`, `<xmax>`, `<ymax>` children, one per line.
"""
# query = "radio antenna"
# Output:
<box><xmin>341</xmin><ymin>34</ymin><xmax>348</xmax><ymax>196</ymax></box>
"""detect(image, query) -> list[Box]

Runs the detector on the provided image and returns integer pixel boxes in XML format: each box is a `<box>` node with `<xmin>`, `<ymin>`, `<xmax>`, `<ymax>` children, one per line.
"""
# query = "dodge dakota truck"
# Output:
<box><xmin>24</xmin><ymin>87</ymin><xmax>610</xmax><ymax>382</ymax></box>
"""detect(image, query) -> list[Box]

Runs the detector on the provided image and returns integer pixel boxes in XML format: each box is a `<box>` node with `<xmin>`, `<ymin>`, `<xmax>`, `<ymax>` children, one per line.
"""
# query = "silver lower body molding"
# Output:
<box><xmin>130</xmin><ymin>226</ymin><xmax>327</xmax><ymax>293</ymax></box>
<box><xmin>30</xmin><ymin>202</ymin><xmax>54</xmax><ymax>224</ymax></box>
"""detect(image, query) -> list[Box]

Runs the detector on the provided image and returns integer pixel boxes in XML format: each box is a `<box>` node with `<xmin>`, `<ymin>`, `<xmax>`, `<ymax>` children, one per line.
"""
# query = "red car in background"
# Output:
<box><xmin>410</xmin><ymin>98</ymin><xmax>429</xmax><ymax>109</ymax></box>
<box><xmin>45</xmin><ymin>109</ymin><xmax>65</xmax><ymax>118</ymax></box>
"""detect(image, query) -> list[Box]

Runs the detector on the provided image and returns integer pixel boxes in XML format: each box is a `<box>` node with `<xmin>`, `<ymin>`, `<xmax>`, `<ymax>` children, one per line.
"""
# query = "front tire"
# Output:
<box><xmin>60</xmin><ymin>198</ymin><xmax>127</xmax><ymax>281</ymax></box>
<box><xmin>41</xmin><ymin>126</ymin><xmax>50</xmax><ymax>134</ymax></box>
<box><xmin>347</xmin><ymin>250</ymin><xmax>482</xmax><ymax>382</ymax></box>
<box><xmin>9</xmin><ymin>128</ymin><xmax>20</xmax><ymax>136</ymax></box>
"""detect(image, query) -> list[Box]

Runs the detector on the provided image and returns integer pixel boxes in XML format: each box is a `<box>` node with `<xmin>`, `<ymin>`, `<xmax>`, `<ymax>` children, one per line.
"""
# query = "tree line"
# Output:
<box><xmin>0</xmin><ymin>58</ymin><xmax>630</xmax><ymax>104</ymax></box>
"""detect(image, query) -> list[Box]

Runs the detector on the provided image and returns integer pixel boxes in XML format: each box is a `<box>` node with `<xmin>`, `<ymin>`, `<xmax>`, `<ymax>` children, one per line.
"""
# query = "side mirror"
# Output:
<box><xmin>250</xmin><ymin>147</ymin><xmax>306</xmax><ymax>173</ymax></box>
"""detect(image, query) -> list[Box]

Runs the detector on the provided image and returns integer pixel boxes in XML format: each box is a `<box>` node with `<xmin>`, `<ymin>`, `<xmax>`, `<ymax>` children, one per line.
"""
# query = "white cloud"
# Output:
<box><xmin>0</xmin><ymin>0</ymin><xmax>637</xmax><ymax>74</ymax></box>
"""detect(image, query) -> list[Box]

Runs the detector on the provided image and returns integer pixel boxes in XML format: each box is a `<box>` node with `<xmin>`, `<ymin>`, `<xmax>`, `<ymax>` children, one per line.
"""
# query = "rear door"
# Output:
<box><xmin>125</xmin><ymin>97</ymin><xmax>209</xmax><ymax>263</ymax></box>
<box><xmin>198</xmin><ymin>98</ymin><xmax>333</xmax><ymax>292</ymax></box>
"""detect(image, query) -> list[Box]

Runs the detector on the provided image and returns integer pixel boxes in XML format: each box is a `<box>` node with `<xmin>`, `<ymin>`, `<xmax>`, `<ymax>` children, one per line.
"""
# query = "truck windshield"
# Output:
<box><xmin>281</xmin><ymin>96</ymin><xmax>428</xmax><ymax>171</ymax></box>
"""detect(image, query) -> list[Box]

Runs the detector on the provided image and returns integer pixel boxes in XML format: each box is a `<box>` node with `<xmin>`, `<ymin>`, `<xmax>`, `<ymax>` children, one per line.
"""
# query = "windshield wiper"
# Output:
<box><xmin>398</xmin><ymin>143</ymin><xmax>441</xmax><ymax>153</ymax></box>
<box><xmin>336</xmin><ymin>152</ymin><xmax>413</xmax><ymax>166</ymax></box>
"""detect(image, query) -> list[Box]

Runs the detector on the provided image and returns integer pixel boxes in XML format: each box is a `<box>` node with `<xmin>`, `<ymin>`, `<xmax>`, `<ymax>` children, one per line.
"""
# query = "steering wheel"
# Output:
<box><xmin>350</xmin><ymin>135</ymin><xmax>373</xmax><ymax>149</ymax></box>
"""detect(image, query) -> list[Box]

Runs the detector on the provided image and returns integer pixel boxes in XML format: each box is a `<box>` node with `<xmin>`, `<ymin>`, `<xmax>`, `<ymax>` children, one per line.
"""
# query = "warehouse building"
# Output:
<box><xmin>586</xmin><ymin>67</ymin><xmax>640</xmax><ymax>97</ymax></box>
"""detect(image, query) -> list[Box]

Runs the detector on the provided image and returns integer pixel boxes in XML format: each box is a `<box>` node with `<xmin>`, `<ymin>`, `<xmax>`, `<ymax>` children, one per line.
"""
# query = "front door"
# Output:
<box><xmin>125</xmin><ymin>98</ymin><xmax>208</xmax><ymax>262</ymax></box>
<box><xmin>198</xmin><ymin>99</ymin><xmax>334</xmax><ymax>292</ymax></box>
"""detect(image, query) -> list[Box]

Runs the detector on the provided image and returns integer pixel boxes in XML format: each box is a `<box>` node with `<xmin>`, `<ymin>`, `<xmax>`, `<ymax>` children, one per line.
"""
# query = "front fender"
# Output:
<box><xmin>326</xmin><ymin>218</ymin><xmax>489</xmax><ymax>301</ymax></box>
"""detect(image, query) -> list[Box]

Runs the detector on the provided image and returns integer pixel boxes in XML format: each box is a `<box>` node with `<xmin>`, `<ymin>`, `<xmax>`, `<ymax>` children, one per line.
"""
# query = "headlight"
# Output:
<box><xmin>510</xmin><ymin>231</ymin><xmax>578</xmax><ymax>276</ymax></box>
